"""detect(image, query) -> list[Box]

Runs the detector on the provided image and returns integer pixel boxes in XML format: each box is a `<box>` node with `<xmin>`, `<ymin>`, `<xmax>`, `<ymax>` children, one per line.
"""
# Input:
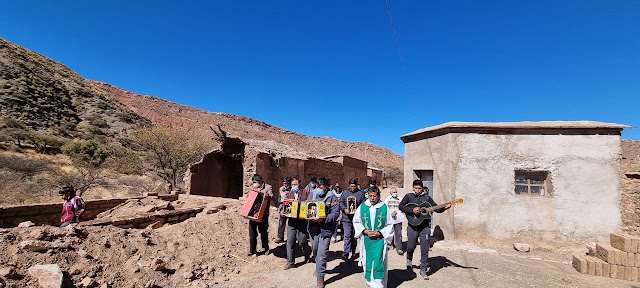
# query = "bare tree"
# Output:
<box><xmin>137</xmin><ymin>127</ymin><xmax>212</xmax><ymax>192</ymax></box>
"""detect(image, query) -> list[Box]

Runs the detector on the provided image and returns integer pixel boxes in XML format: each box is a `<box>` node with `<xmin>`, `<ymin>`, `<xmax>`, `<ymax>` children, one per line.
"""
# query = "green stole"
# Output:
<box><xmin>360</xmin><ymin>202</ymin><xmax>388</xmax><ymax>281</ymax></box>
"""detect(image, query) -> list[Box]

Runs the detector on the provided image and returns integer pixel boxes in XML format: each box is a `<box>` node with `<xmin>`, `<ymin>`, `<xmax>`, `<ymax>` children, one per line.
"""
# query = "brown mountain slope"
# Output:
<box><xmin>91</xmin><ymin>80</ymin><xmax>404</xmax><ymax>171</ymax></box>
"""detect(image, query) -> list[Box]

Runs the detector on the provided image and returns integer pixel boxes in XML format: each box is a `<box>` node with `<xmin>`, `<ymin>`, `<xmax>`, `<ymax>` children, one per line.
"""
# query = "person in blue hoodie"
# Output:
<box><xmin>308</xmin><ymin>177</ymin><xmax>340</xmax><ymax>288</ymax></box>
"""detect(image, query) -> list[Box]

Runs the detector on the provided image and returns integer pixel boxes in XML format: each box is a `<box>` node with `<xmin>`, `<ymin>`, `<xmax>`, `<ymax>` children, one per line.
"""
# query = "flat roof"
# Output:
<box><xmin>401</xmin><ymin>121</ymin><xmax>630</xmax><ymax>143</ymax></box>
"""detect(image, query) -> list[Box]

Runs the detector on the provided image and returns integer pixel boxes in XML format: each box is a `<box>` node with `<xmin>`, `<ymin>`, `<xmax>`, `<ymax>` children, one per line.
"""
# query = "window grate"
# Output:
<box><xmin>515</xmin><ymin>171</ymin><xmax>550</xmax><ymax>196</ymax></box>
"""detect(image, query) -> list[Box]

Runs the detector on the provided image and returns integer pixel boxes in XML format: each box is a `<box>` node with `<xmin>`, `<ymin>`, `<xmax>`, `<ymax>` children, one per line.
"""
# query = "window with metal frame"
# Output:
<box><xmin>515</xmin><ymin>171</ymin><xmax>550</xmax><ymax>196</ymax></box>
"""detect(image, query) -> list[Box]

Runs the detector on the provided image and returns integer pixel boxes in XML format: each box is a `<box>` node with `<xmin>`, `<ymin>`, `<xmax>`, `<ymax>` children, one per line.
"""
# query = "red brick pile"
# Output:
<box><xmin>573</xmin><ymin>233</ymin><xmax>640</xmax><ymax>281</ymax></box>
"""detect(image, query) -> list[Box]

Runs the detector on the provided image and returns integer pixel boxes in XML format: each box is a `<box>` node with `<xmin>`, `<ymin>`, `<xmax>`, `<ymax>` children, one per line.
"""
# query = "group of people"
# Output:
<box><xmin>246</xmin><ymin>174</ymin><xmax>452</xmax><ymax>288</ymax></box>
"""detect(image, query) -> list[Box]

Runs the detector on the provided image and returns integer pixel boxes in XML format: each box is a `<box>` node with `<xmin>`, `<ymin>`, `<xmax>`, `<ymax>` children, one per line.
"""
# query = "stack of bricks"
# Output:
<box><xmin>573</xmin><ymin>233</ymin><xmax>640</xmax><ymax>281</ymax></box>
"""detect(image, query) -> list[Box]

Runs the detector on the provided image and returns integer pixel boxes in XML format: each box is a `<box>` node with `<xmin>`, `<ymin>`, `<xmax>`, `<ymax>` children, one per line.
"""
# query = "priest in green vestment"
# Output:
<box><xmin>353</xmin><ymin>186</ymin><xmax>406</xmax><ymax>288</ymax></box>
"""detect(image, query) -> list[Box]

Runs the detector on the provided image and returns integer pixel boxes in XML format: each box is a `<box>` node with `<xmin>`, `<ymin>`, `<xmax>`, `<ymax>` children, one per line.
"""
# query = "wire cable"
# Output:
<box><xmin>385</xmin><ymin>0</ymin><xmax>417</xmax><ymax>115</ymax></box>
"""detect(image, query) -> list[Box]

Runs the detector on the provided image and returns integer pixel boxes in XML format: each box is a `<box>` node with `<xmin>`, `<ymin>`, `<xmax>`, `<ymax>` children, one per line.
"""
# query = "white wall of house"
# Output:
<box><xmin>404</xmin><ymin>132</ymin><xmax>622</xmax><ymax>247</ymax></box>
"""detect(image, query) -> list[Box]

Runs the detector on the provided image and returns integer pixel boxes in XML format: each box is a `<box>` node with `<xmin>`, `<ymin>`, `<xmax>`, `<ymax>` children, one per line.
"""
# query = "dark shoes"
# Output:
<box><xmin>341</xmin><ymin>254</ymin><xmax>349</xmax><ymax>261</ymax></box>
<box><xmin>248</xmin><ymin>251</ymin><xmax>256</xmax><ymax>256</ymax></box>
<box><xmin>264</xmin><ymin>249</ymin><xmax>272</xmax><ymax>256</ymax></box>
<box><xmin>406</xmin><ymin>258</ymin><xmax>412</xmax><ymax>270</ymax></box>
<box><xmin>275</xmin><ymin>237</ymin><xmax>284</xmax><ymax>244</ymax></box>
<box><xmin>397</xmin><ymin>249</ymin><xmax>405</xmax><ymax>255</ymax></box>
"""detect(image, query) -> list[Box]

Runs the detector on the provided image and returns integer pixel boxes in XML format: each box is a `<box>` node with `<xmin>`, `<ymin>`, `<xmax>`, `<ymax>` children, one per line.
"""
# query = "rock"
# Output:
<box><xmin>146</xmin><ymin>221</ymin><xmax>163</xmax><ymax>230</ymax></box>
<box><xmin>18</xmin><ymin>221</ymin><xmax>36</xmax><ymax>228</ymax></box>
<box><xmin>0</xmin><ymin>266</ymin><xmax>18</xmax><ymax>279</ymax></box>
<box><xmin>20</xmin><ymin>240</ymin><xmax>70</xmax><ymax>252</ymax></box>
<box><xmin>27</xmin><ymin>264</ymin><xmax>63</xmax><ymax>288</ymax></box>
<box><xmin>151</xmin><ymin>259</ymin><xmax>166</xmax><ymax>271</ymax></box>
<box><xmin>80</xmin><ymin>277</ymin><xmax>96</xmax><ymax>287</ymax></box>
<box><xmin>513</xmin><ymin>243</ymin><xmax>531</xmax><ymax>252</ymax></box>
<box><xmin>77</xmin><ymin>249</ymin><xmax>92</xmax><ymax>259</ymax></box>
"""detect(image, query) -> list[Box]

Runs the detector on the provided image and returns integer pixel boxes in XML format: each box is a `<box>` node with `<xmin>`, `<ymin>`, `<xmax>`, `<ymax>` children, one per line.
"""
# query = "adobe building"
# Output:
<box><xmin>184</xmin><ymin>141</ymin><xmax>380</xmax><ymax>199</ymax></box>
<box><xmin>401</xmin><ymin>121</ymin><xmax>630</xmax><ymax>247</ymax></box>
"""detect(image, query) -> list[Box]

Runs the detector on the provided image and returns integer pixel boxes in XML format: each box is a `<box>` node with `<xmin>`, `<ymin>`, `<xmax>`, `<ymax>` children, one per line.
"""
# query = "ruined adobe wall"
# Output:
<box><xmin>304</xmin><ymin>158</ymin><xmax>344</xmax><ymax>187</ymax></box>
<box><xmin>0</xmin><ymin>197</ymin><xmax>142</xmax><ymax>228</ymax></box>
<box><xmin>337</xmin><ymin>156</ymin><xmax>368</xmax><ymax>187</ymax></box>
<box><xmin>621</xmin><ymin>140</ymin><xmax>640</xmax><ymax>235</ymax></box>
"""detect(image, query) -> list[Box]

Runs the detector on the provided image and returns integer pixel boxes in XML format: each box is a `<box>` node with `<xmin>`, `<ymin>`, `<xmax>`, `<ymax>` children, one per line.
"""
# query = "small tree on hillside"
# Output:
<box><xmin>137</xmin><ymin>127</ymin><xmax>212</xmax><ymax>192</ymax></box>
<box><xmin>59</xmin><ymin>139</ymin><xmax>109</xmax><ymax>196</ymax></box>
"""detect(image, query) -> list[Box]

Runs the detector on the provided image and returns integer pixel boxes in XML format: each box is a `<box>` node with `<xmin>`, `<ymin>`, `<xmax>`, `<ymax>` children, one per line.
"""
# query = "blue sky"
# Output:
<box><xmin>1</xmin><ymin>0</ymin><xmax>638</xmax><ymax>155</ymax></box>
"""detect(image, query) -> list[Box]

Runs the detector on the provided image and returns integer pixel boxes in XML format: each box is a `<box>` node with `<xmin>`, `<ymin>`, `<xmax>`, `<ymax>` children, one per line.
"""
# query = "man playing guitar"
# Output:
<box><xmin>398</xmin><ymin>179</ymin><xmax>452</xmax><ymax>280</ymax></box>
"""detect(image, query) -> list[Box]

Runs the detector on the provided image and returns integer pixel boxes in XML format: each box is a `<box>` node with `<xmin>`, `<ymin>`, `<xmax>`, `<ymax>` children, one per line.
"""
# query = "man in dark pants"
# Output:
<box><xmin>276</xmin><ymin>177</ymin><xmax>292</xmax><ymax>243</ymax></box>
<box><xmin>248</xmin><ymin>174</ymin><xmax>274</xmax><ymax>256</ymax></box>
<box><xmin>283</xmin><ymin>177</ymin><xmax>311</xmax><ymax>269</ymax></box>
<box><xmin>339</xmin><ymin>178</ymin><xmax>365</xmax><ymax>261</ymax></box>
<box><xmin>399</xmin><ymin>179</ymin><xmax>451</xmax><ymax>280</ymax></box>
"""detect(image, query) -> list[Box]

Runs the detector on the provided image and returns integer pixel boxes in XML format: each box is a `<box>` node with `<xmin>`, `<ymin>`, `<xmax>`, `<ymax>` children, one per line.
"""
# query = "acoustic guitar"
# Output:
<box><xmin>405</xmin><ymin>198</ymin><xmax>463</xmax><ymax>226</ymax></box>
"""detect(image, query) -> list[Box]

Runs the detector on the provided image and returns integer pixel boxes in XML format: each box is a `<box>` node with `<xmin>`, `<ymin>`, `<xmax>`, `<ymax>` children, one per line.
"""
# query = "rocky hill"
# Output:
<box><xmin>0</xmin><ymin>37</ymin><xmax>150</xmax><ymax>140</ymax></box>
<box><xmin>91</xmin><ymin>80</ymin><xmax>404</xmax><ymax>171</ymax></box>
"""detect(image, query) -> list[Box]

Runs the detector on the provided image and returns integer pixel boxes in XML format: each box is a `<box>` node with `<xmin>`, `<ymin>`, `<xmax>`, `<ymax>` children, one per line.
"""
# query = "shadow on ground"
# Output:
<box><xmin>427</xmin><ymin>255</ymin><xmax>478</xmax><ymax>276</ymax></box>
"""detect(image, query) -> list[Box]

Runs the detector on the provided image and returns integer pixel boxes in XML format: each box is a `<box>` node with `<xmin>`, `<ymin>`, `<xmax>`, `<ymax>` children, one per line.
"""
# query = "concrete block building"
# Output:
<box><xmin>401</xmin><ymin>121</ymin><xmax>629</xmax><ymax>247</ymax></box>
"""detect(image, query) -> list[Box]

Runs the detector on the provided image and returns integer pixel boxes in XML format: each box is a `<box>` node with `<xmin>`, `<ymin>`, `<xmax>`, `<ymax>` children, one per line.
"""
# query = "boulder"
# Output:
<box><xmin>27</xmin><ymin>264</ymin><xmax>63</xmax><ymax>288</ymax></box>
<box><xmin>513</xmin><ymin>243</ymin><xmax>531</xmax><ymax>252</ymax></box>
<box><xmin>18</xmin><ymin>221</ymin><xmax>36</xmax><ymax>228</ymax></box>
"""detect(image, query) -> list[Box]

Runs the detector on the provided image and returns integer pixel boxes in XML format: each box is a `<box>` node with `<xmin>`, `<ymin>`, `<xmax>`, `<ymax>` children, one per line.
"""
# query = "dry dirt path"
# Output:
<box><xmin>216</xmin><ymin>240</ymin><xmax>637</xmax><ymax>288</ymax></box>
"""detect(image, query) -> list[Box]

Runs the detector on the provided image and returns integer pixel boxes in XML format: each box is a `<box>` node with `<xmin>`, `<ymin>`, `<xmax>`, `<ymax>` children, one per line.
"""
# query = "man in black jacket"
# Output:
<box><xmin>399</xmin><ymin>179</ymin><xmax>451</xmax><ymax>280</ymax></box>
<box><xmin>338</xmin><ymin>178</ymin><xmax>365</xmax><ymax>261</ymax></box>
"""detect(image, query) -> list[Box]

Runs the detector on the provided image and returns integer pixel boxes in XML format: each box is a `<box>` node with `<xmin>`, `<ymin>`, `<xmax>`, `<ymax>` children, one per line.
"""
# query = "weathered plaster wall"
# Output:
<box><xmin>403</xmin><ymin>133</ymin><xmax>459</xmax><ymax>240</ymax></box>
<box><xmin>404</xmin><ymin>133</ymin><xmax>623</xmax><ymax>247</ymax></box>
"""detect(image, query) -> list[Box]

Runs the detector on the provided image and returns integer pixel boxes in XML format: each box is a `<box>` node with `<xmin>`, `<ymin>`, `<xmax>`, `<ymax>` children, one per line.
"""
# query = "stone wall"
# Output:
<box><xmin>405</xmin><ymin>133</ymin><xmax>623</xmax><ymax>247</ymax></box>
<box><xmin>0</xmin><ymin>197</ymin><xmax>142</xmax><ymax>228</ymax></box>
<box><xmin>621</xmin><ymin>140</ymin><xmax>640</xmax><ymax>235</ymax></box>
<box><xmin>82</xmin><ymin>207</ymin><xmax>213</xmax><ymax>229</ymax></box>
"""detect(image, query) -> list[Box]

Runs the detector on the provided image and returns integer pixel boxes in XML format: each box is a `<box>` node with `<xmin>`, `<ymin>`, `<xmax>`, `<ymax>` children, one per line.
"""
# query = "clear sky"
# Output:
<box><xmin>1</xmin><ymin>0</ymin><xmax>638</xmax><ymax>155</ymax></box>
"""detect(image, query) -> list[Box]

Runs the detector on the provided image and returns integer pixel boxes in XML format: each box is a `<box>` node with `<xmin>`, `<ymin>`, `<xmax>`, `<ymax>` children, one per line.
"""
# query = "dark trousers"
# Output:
<box><xmin>249</xmin><ymin>218</ymin><xmax>270</xmax><ymax>254</ymax></box>
<box><xmin>392</xmin><ymin>223</ymin><xmax>403</xmax><ymax>250</ymax></box>
<box><xmin>342</xmin><ymin>221</ymin><xmax>357</xmax><ymax>257</ymax></box>
<box><xmin>277</xmin><ymin>215</ymin><xmax>287</xmax><ymax>240</ymax></box>
<box><xmin>406</xmin><ymin>224</ymin><xmax>431</xmax><ymax>270</ymax></box>
<box><xmin>286</xmin><ymin>224</ymin><xmax>310</xmax><ymax>265</ymax></box>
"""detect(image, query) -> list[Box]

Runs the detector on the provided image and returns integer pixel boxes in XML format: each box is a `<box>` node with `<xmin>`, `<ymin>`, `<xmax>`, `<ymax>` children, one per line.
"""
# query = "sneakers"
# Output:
<box><xmin>275</xmin><ymin>237</ymin><xmax>284</xmax><ymax>244</ymax></box>
<box><xmin>420</xmin><ymin>269</ymin><xmax>429</xmax><ymax>280</ymax></box>
<box><xmin>316</xmin><ymin>277</ymin><xmax>325</xmax><ymax>288</ymax></box>
<box><xmin>283</xmin><ymin>264</ymin><xmax>292</xmax><ymax>270</ymax></box>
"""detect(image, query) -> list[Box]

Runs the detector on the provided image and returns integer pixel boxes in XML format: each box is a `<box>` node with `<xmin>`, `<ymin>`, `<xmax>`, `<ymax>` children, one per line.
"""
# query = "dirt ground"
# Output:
<box><xmin>220</xmin><ymin>239</ymin><xmax>638</xmax><ymax>288</ymax></box>
<box><xmin>1</xmin><ymin>194</ymin><xmax>639</xmax><ymax>287</ymax></box>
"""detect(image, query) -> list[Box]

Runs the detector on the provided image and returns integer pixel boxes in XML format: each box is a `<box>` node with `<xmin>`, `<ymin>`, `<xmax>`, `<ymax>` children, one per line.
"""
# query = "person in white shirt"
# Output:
<box><xmin>383</xmin><ymin>188</ymin><xmax>404</xmax><ymax>255</ymax></box>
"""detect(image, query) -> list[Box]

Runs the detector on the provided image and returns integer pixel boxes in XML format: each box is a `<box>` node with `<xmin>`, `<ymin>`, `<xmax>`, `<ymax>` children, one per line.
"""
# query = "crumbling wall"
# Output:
<box><xmin>621</xmin><ymin>140</ymin><xmax>640</xmax><ymax>235</ymax></box>
<box><xmin>340</xmin><ymin>156</ymin><xmax>368</xmax><ymax>187</ymax></box>
<box><xmin>304</xmin><ymin>158</ymin><xmax>344</xmax><ymax>186</ymax></box>
<box><xmin>0</xmin><ymin>197</ymin><xmax>142</xmax><ymax>228</ymax></box>
<box><xmin>186</xmin><ymin>138</ymin><xmax>245</xmax><ymax>199</ymax></box>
